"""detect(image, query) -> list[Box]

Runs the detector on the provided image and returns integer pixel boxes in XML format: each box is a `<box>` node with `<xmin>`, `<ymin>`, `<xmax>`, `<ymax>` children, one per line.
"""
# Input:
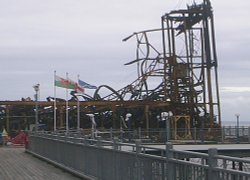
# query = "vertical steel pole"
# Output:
<box><xmin>77</xmin><ymin>97</ymin><xmax>80</xmax><ymax>132</ymax></box>
<box><xmin>166</xmin><ymin>142</ymin><xmax>174</xmax><ymax>179</ymax></box>
<box><xmin>221</xmin><ymin>126</ymin><xmax>225</xmax><ymax>143</ymax></box>
<box><xmin>35</xmin><ymin>94</ymin><xmax>38</xmax><ymax>132</ymax></box>
<box><xmin>54</xmin><ymin>71</ymin><xmax>57</xmax><ymax>131</ymax></box>
<box><xmin>165</xmin><ymin>115</ymin><xmax>168</xmax><ymax>142</ymax></box>
<box><xmin>6</xmin><ymin>106</ymin><xmax>9</xmax><ymax>133</ymax></box>
<box><xmin>248</xmin><ymin>127</ymin><xmax>250</xmax><ymax>143</ymax></box>
<box><xmin>33</xmin><ymin>84</ymin><xmax>40</xmax><ymax>133</ymax></box>
<box><xmin>161</xmin><ymin>16</ymin><xmax>168</xmax><ymax>101</ymax></box>
<box><xmin>166</xmin><ymin>113</ymin><xmax>171</xmax><ymax>142</ymax></box>
<box><xmin>211</xmin><ymin>11</ymin><xmax>222</xmax><ymax>127</ymax></box>
<box><xmin>208</xmin><ymin>148</ymin><xmax>218</xmax><ymax>179</ymax></box>
<box><xmin>135</xmin><ymin>139</ymin><xmax>142</xmax><ymax>180</ymax></box>
<box><xmin>235</xmin><ymin>114</ymin><xmax>240</xmax><ymax>144</ymax></box>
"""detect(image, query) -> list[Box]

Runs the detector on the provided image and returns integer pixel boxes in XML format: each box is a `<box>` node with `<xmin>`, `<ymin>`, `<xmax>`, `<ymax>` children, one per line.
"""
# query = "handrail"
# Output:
<box><xmin>27</xmin><ymin>132</ymin><xmax>250</xmax><ymax>179</ymax></box>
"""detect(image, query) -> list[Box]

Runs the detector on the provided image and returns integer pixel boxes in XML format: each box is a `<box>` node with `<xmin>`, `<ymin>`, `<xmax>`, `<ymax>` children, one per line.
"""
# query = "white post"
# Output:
<box><xmin>77</xmin><ymin>75</ymin><xmax>81</xmax><ymax>132</ymax></box>
<box><xmin>33</xmin><ymin>84</ymin><xmax>40</xmax><ymax>132</ymax></box>
<box><xmin>235</xmin><ymin>113</ymin><xmax>240</xmax><ymax>144</ymax></box>
<box><xmin>66</xmin><ymin>72</ymin><xmax>69</xmax><ymax>133</ymax></box>
<box><xmin>77</xmin><ymin>96</ymin><xmax>80</xmax><ymax>132</ymax></box>
<box><xmin>54</xmin><ymin>71</ymin><xmax>57</xmax><ymax>131</ymax></box>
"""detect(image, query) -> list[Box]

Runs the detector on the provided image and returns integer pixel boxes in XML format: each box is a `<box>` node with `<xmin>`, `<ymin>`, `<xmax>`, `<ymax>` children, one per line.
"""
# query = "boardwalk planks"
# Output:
<box><xmin>0</xmin><ymin>147</ymin><xmax>81</xmax><ymax>180</ymax></box>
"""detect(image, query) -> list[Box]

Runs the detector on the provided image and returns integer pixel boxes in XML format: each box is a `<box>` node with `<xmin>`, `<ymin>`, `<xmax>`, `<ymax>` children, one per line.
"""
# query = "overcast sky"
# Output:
<box><xmin>0</xmin><ymin>0</ymin><xmax>250</xmax><ymax>124</ymax></box>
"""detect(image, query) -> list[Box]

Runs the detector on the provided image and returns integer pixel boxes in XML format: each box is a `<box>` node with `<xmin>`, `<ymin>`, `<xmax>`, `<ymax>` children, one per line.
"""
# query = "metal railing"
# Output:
<box><xmin>26</xmin><ymin>131</ymin><xmax>250</xmax><ymax>180</ymax></box>
<box><xmin>50</xmin><ymin>126</ymin><xmax>250</xmax><ymax>144</ymax></box>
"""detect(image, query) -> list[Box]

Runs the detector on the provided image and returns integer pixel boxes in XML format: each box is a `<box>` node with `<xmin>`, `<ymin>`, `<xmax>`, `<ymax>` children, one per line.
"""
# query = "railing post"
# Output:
<box><xmin>110</xmin><ymin>127</ymin><xmax>113</xmax><ymax>140</ymax></box>
<box><xmin>236</xmin><ymin>125</ymin><xmax>239</xmax><ymax>144</ymax></box>
<box><xmin>135</xmin><ymin>139</ymin><xmax>141</xmax><ymax>153</ymax></box>
<box><xmin>208</xmin><ymin>148</ymin><xmax>218</xmax><ymax>180</ymax></box>
<box><xmin>96</xmin><ymin>137</ymin><xmax>102</xmax><ymax>147</ymax></box>
<box><xmin>166</xmin><ymin>142</ymin><xmax>174</xmax><ymax>179</ymax></box>
<box><xmin>120</xmin><ymin>128</ymin><xmax>123</xmax><ymax>142</ymax></box>
<box><xmin>138</xmin><ymin>127</ymin><xmax>141</xmax><ymax>140</ymax></box>
<box><xmin>135</xmin><ymin>139</ymin><xmax>142</xmax><ymax>180</ymax></box>
<box><xmin>248</xmin><ymin>127</ymin><xmax>250</xmax><ymax>143</ymax></box>
<box><xmin>113</xmin><ymin>137</ymin><xmax>119</xmax><ymax>150</ymax></box>
<box><xmin>221</xmin><ymin>126</ymin><xmax>225</xmax><ymax>143</ymax></box>
<box><xmin>201</xmin><ymin>127</ymin><xmax>204</xmax><ymax>143</ymax></box>
<box><xmin>193</xmin><ymin>127</ymin><xmax>197</xmax><ymax>144</ymax></box>
<box><xmin>83</xmin><ymin>135</ymin><xmax>89</xmax><ymax>145</ymax></box>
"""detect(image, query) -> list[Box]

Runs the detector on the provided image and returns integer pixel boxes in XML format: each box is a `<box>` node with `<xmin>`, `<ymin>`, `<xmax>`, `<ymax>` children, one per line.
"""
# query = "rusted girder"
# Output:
<box><xmin>0</xmin><ymin>100</ymin><xmax>171</xmax><ymax>108</ymax></box>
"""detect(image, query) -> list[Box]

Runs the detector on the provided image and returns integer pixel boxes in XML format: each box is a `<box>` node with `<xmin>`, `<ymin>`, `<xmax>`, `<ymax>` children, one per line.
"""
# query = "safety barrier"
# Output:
<box><xmin>36</xmin><ymin>126</ymin><xmax>250</xmax><ymax>143</ymax></box>
<box><xmin>27</xmin><ymin>132</ymin><xmax>250</xmax><ymax>180</ymax></box>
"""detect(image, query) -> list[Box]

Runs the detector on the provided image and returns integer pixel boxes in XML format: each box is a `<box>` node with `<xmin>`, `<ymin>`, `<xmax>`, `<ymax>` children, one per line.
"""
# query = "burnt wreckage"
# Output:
<box><xmin>1</xmin><ymin>0</ymin><xmax>221</xmax><ymax>137</ymax></box>
<box><xmin>82</xmin><ymin>0</ymin><xmax>221</xmax><ymax>128</ymax></box>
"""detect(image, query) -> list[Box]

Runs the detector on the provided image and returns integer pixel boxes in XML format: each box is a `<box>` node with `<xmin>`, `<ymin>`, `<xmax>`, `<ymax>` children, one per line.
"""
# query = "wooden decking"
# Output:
<box><xmin>0</xmin><ymin>147</ymin><xmax>82</xmax><ymax>180</ymax></box>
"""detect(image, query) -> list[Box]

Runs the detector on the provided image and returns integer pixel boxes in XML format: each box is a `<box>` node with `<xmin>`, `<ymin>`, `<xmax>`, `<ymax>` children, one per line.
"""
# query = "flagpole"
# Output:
<box><xmin>54</xmin><ymin>71</ymin><xmax>57</xmax><ymax>131</ymax></box>
<box><xmin>77</xmin><ymin>75</ymin><xmax>80</xmax><ymax>132</ymax></box>
<box><xmin>66</xmin><ymin>72</ymin><xmax>69</xmax><ymax>133</ymax></box>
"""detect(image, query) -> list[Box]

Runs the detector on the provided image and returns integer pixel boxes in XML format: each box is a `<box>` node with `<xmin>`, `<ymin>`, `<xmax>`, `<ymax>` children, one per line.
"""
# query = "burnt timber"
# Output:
<box><xmin>0</xmin><ymin>0</ymin><xmax>221</xmax><ymax>136</ymax></box>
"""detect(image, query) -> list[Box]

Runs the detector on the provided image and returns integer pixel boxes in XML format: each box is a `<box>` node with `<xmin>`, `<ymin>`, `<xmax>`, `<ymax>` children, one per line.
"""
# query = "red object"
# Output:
<box><xmin>10</xmin><ymin>131</ymin><xmax>27</xmax><ymax>146</ymax></box>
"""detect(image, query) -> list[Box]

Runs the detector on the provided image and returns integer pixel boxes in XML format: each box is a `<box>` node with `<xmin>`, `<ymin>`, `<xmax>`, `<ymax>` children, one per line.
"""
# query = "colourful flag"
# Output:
<box><xmin>75</xmin><ymin>83</ymin><xmax>85</xmax><ymax>93</ymax></box>
<box><xmin>78</xmin><ymin>79</ymin><xmax>97</xmax><ymax>89</ymax></box>
<box><xmin>55</xmin><ymin>75</ymin><xmax>75</xmax><ymax>89</ymax></box>
<box><xmin>66</xmin><ymin>77</ymin><xmax>84</xmax><ymax>93</ymax></box>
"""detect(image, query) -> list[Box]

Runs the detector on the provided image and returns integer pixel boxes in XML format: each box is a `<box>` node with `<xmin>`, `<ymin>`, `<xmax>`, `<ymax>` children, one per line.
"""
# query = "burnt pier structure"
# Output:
<box><xmin>0</xmin><ymin>0</ymin><xmax>221</xmax><ymax>139</ymax></box>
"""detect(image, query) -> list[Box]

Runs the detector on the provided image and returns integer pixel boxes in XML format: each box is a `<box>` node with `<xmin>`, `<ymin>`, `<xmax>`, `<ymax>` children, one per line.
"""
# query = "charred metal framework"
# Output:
<box><xmin>161</xmin><ymin>0</ymin><xmax>221</xmax><ymax>127</ymax></box>
<box><xmin>0</xmin><ymin>0</ymin><xmax>221</xmax><ymax>135</ymax></box>
<box><xmin>93</xmin><ymin>0</ymin><xmax>221</xmax><ymax>128</ymax></box>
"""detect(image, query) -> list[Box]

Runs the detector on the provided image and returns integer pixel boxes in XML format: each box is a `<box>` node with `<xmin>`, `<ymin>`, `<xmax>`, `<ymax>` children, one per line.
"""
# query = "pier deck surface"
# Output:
<box><xmin>147</xmin><ymin>143</ymin><xmax>250</xmax><ymax>157</ymax></box>
<box><xmin>0</xmin><ymin>147</ymin><xmax>81</xmax><ymax>180</ymax></box>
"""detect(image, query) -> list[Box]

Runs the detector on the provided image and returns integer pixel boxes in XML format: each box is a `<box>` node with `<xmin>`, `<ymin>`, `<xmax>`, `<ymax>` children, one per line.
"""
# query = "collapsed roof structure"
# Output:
<box><xmin>0</xmin><ymin>0</ymin><xmax>221</xmax><ymax>139</ymax></box>
<box><xmin>81</xmin><ymin>0</ymin><xmax>221</xmax><ymax>128</ymax></box>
